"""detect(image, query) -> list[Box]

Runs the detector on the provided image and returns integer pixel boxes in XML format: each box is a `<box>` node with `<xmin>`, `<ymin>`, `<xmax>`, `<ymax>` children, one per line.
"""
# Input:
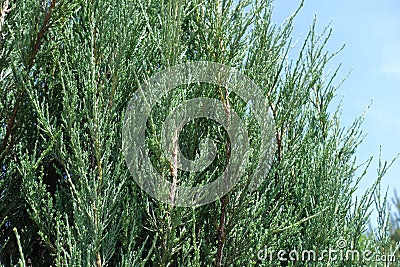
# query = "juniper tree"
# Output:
<box><xmin>0</xmin><ymin>0</ymin><xmax>396</xmax><ymax>266</ymax></box>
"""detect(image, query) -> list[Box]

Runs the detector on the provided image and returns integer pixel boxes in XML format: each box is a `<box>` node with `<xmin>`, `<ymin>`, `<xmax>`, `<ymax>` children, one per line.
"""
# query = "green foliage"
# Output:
<box><xmin>0</xmin><ymin>0</ymin><xmax>397</xmax><ymax>266</ymax></box>
<box><xmin>389</xmin><ymin>191</ymin><xmax>400</xmax><ymax>259</ymax></box>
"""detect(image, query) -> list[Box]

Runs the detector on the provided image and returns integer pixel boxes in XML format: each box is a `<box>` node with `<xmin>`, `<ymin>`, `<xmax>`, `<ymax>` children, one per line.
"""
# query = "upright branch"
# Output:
<box><xmin>169</xmin><ymin>129</ymin><xmax>179</xmax><ymax>208</ymax></box>
<box><xmin>215</xmin><ymin>86</ymin><xmax>231</xmax><ymax>267</ymax></box>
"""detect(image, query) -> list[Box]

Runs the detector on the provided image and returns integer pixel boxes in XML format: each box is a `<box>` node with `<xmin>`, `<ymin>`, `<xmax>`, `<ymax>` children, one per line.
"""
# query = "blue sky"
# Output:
<box><xmin>272</xmin><ymin>0</ymin><xmax>400</xmax><ymax>225</ymax></box>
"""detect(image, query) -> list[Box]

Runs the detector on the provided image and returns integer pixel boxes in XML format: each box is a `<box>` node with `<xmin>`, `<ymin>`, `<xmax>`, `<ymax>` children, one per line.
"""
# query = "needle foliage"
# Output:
<box><xmin>0</xmin><ymin>0</ymin><xmax>396</xmax><ymax>266</ymax></box>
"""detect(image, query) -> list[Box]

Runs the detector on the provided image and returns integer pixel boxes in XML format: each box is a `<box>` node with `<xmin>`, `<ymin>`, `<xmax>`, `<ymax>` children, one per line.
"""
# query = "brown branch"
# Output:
<box><xmin>169</xmin><ymin>120</ymin><xmax>183</xmax><ymax>208</ymax></box>
<box><xmin>267</xmin><ymin>99</ymin><xmax>283</xmax><ymax>162</ymax></box>
<box><xmin>215</xmin><ymin>194</ymin><xmax>228</xmax><ymax>267</ymax></box>
<box><xmin>0</xmin><ymin>93</ymin><xmax>20</xmax><ymax>163</ymax></box>
<box><xmin>169</xmin><ymin>134</ymin><xmax>178</xmax><ymax>207</ymax></box>
<box><xmin>29</xmin><ymin>0</ymin><xmax>56</xmax><ymax>69</ymax></box>
<box><xmin>276</xmin><ymin>127</ymin><xmax>282</xmax><ymax>163</ymax></box>
<box><xmin>215</xmin><ymin>86</ymin><xmax>231</xmax><ymax>267</ymax></box>
<box><xmin>0</xmin><ymin>0</ymin><xmax>57</xmax><ymax>164</ymax></box>
<box><xmin>267</xmin><ymin>97</ymin><xmax>286</xmax><ymax>204</ymax></box>
<box><xmin>96</xmin><ymin>252</ymin><xmax>102</xmax><ymax>267</ymax></box>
